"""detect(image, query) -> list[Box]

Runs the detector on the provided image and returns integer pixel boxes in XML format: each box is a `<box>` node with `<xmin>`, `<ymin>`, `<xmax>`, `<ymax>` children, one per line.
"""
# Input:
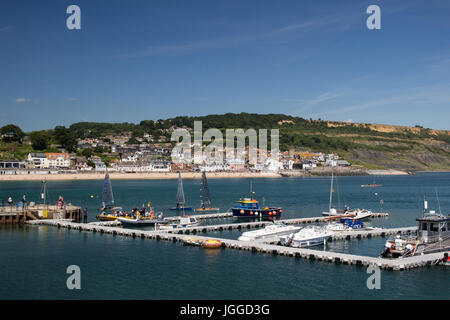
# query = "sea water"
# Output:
<box><xmin>0</xmin><ymin>173</ymin><xmax>448</xmax><ymax>299</ymax></box>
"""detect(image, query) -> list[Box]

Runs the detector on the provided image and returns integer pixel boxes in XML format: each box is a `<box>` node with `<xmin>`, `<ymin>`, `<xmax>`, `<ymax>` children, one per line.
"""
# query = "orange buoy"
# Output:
<box><xmin>202</xmin><ymin>239</ymin><xmax>222</xmax><ymax>249</ymax></box>
<box><xmin>250</xmin><ymin>211</ymin><xmax>254</xmax><ymax>215</ymax></box>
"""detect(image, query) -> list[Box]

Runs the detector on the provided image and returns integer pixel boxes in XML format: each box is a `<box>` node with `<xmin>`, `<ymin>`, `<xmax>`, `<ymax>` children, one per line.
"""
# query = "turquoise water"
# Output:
<box><xmin>0</xmin><ymin>173</ymin><xmax>449</xmax><ymax>299</ymax></box>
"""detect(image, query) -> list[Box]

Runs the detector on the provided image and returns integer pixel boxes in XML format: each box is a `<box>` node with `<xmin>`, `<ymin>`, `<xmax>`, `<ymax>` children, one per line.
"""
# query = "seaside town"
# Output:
<box><xmin>0</xmin><ymin>127</ymin><xmax>356</xmax><ymax>177</ymax></box>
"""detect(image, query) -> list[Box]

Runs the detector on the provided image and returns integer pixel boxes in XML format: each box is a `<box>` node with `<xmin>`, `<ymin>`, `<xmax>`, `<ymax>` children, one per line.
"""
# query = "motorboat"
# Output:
<box><xmin>158</xmin><ymin>216</ymin><xmax>199</xmax><ymax>230</ymax></box>
<box><xmin>238</xmin><ymin>222</ymin><xmax>301</xmax><ymax>241</ymax></box>
<box><xmin>280</xmin><ymin>226</ymin><xmax>333</xmax><ymax>248</ymax></box>
<box><xmin>380</xmin><ymin>198</ymin><xmax>450</xmax><ymax>258</ymax></box>
<box><xmin>325</xmin><ymin>218</ymin><xmax>364</xmax><ymax>232</ymax></box>
<box><xmin>346</xmin><ymin>209</ymin><xmax>374</xmax><ymax>220</ymax></box>
<box><xmin>118</xmin><ymin>214</ymin><xmax>167</xmax><ymax>226</ymax></box>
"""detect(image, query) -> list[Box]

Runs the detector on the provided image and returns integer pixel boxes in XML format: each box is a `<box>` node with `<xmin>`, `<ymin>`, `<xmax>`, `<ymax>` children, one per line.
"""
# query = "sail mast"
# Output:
<box><xmin>329</xmin><ymin>170</ymin><xmax>334</xmax><ymax>211</ymax></box>
<box><xmin>176</xmin><ymin>172</ymin><xmax>186</xmax><ymax>208</ymax></box>
<box><xmin>200</xmin><ymin>171</ymin><xmax>212</xmax><ymax>209</ymax></box>
<box><xmin>102</xmin><ymin>169</ymin><xmax>114</xmax><ymax>209</ymax></box>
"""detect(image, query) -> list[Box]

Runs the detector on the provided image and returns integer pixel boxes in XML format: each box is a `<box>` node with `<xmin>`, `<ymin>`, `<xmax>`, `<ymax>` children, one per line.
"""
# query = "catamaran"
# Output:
<box><xmin>170</xmin><ymin>172</ymin><xmax>193</xmax><ymax>211</ymax></box>
<box><xmin>194</xmin><ymin>171</ymin><xmax>219</xmax><ymax>212</ymax></box>
<box><xmin>96</xmin><ymin>170</ymin><xmax>122</xmax><ymax>221</ymax></box>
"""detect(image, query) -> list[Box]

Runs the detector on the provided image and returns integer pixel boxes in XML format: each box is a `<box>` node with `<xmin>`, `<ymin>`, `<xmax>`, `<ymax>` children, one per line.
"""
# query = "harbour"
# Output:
<box><xmin>25</xmin><ymin>218</ymin><xmax>432</xmax><ymax>271</ymax></box>
<box><xmin>1</xmin><ymin>173</ymin><xmax>449</xmax><ymax>299</ymax></box>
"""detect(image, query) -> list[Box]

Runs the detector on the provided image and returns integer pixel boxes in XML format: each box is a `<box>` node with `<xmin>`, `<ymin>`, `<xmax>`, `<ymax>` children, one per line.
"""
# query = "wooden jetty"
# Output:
<box><xmin>0</xmin><ymin>203</ymin><xmax>82</xmax><ymax>224</ymax></box>
<box><xmin>25</xmin><ymin>218</ymin><xmax>446</xmax><ymax>271</ymax></box>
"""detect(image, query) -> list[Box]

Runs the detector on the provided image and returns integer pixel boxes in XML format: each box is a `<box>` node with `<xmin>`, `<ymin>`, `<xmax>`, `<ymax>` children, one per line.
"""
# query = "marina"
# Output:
<box><xmin>1</xmin><ymin>174</ymin><xmax>449</xmax><ymax>300</ymax></box>
<box><xmin>26</xmin><ymin>217</ymin><xmax>440</xmax><ymax>271</ymax></box>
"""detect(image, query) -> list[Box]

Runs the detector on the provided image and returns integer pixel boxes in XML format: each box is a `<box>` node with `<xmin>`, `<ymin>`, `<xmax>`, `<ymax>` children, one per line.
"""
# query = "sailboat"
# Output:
<box><xmin>96</xmin><ymin>170</ymin><xmax>122</xmax><ymax>221</ymax></box>
<box><xmin>194</xmin><ymin>171</ymin><xmax>219</xmax><ymax>212</ymax></box>
<box><xmin>170</xmin><ymin>172</ymin><xmax>193</xmax><ymax>211</ymax></box>
<box><xmin>322</xmin><ymin>171</ymin><xmax>346</xmax><ymax>216</ymax></box>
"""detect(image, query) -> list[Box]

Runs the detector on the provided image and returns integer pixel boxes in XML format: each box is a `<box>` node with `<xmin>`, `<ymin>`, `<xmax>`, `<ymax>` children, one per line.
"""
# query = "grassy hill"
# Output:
<box><xmin>2</xmin><ymin>113</ymin><xmax>449</xmax><ymax>171</ymax></box>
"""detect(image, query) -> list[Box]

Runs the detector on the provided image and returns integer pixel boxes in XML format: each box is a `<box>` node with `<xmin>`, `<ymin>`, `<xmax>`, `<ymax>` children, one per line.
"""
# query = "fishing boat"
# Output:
<box><xmin>96</xmin><ymin>171</ymin><xmax>122</xmax><ymax>221</ymax></box>
<box><xmin>194</xmin><ymin>171</ymin><xmax>219</xmax><ymax>212</ymax></box>
<box><xmin>380</xmin><ymin>198</ymin><xmax>450</xmax><ymax>258</ymax></box>
<box><xmin>238</xmin><ymin>222</ymin><xmax>301</xmax><ymax>241</ymax></box>
<box><xmin>158</xmin><ymin>216</ymin><xmax>199</xmax><ymax>230</ymax></box>
<box><xmin>170</xmin><ymin>172</ymin><xmax>193</xmax><ymax>211</ymax></box>
<box><xmin>232</xmin><ymin>182</ymin><xmax>282</xmax><ymax>218</ymax></box>
<box><xmin>280</xmin><ymin>225</ymin><xmax>333</xmax><ymax>248</ymax></box>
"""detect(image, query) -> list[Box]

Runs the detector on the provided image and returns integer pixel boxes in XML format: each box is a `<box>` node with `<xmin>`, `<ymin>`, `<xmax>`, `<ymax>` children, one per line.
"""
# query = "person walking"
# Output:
<box><xmin>83</xmin><ymin>207</ymin><xmax>88</xmax><ymax>223</ymax></box>
<box><xmin>7</xmin><ymin>196</ymin><xmax>13</xmax><ymax>207</ymax></box>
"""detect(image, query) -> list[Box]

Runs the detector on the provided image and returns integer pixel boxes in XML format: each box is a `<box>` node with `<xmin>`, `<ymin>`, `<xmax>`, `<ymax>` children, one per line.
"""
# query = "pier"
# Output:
<box><xmin>25</xmin><ymin>218</ymin><xmax>446</xmax><ymax>271</ymax></box>
<box><xmin>0</xmin><ymin>203</ymin><xmax>82</xmax><ymax>224</ymax></box>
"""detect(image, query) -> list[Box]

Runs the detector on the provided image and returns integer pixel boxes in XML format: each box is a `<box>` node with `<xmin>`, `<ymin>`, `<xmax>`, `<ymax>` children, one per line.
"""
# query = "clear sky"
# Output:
<box><xmin>1</xmin><ymin>0</ymin><xmax>450</xmax><ymax>131</ymax></box>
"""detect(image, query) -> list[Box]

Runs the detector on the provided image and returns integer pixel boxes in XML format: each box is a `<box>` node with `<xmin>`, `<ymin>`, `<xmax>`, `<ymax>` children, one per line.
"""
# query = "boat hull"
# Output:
<box><xmin>232</xmin><ymin>208</ymin><xmax>282</xmax><ymax>218</ymax></box>
<box><xmin>169</xmin><ymin>207</ymin><xmax>193</xmax><ymax>211</ymax></box>
<box><xmin>194</xmin><ymin>207</ymin><xmax>220</xmax><ymax>212</ymax></box>
<box><xmin>118</xmin><ymin>217</ymin><xmax>166</xmax><ymax>226</ymax></box>
<box><xmin>96</xmin><ymin>214</ymin><xmax>118</xmax><ymax>221</ymax></box>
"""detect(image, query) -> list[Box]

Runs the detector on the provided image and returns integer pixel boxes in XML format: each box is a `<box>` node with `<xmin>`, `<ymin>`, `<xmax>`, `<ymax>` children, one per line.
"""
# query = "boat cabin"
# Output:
<box><xmin>234</xmin><ymin>198</ymin><xmax>259</xmax><ymax>210</ymax></box>
<box><xmin>417</xmin><ymin>212</ymin><xmax>450</xmax><ymax>244</ymax></box>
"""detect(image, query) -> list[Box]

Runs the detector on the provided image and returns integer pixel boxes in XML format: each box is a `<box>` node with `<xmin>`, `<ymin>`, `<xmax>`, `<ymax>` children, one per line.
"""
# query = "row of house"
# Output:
<box><xmin>27</xmin><ymin>153</ymin><xmax>71</xmax><ymax>169</ymax></box>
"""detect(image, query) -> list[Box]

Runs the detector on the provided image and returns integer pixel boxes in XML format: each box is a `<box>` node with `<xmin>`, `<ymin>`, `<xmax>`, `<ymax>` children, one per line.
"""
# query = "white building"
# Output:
<box><xmin>27</xmin><ymin>153</ymin><xmax>70</xmax><ymax>169</ymax></box>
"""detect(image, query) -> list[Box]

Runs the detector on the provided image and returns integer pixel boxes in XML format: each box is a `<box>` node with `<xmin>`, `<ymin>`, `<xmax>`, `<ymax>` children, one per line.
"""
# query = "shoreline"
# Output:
<box><xmin>0</xmin><ymin>169</ymin><xmax>440</xmax><ymax>181</ymax></box>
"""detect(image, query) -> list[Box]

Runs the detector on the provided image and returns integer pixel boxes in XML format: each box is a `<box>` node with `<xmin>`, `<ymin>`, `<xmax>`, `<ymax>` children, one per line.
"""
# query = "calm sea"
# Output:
<box><xmin>0</xmin><ymin>173</ymin><xmax>449</xmax><ymax>299</ymax></box>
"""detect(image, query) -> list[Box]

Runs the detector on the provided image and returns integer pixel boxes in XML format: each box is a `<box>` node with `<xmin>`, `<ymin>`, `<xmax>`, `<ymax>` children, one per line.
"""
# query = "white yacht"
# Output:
<box><xmin>280</xmin><ymin>226</ymin><xmax>333</xmax><ymax>248</ymax></box>
<box><xmin>158</xmin><ymin>216</ymin><xmax>199</xmax><ymax>230</ymax></box>
<box><xmin>238</xmin><ymin>222</ymin><xmax>301</xmax><ymax>241</ymax></box>
<box><xmin>346</xmin><ymin>209</ymin><xmax>373</xmax><ymax>220</ymax></box>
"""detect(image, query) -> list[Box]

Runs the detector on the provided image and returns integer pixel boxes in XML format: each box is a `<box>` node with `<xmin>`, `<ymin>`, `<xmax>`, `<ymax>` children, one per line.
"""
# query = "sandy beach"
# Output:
<box><xmin>0</xmin><ymin>168</ymin><xmax>415</xmax><ymax>181</ymax></box>
<box><xmin>0</xmin><ymin>171</ymin><xmax>283</xmax><ymax>181</ymax></box>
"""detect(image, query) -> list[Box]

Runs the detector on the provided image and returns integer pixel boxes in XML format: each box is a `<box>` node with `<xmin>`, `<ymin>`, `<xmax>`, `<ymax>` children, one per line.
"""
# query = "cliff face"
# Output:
<box><xmin>326</xmin><ymin>121</ymin><xmax>450</xmax><ymax>136</ymax></box>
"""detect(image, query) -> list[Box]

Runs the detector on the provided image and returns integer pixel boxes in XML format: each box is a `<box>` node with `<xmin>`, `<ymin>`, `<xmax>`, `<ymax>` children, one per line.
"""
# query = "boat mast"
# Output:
<box><xmin>328</xmin><ymin>170</ymin><xmax>334</xmax><ymax>211</ymax></box>
<box><xmin>41</xmin><ymin>180</ymin><xmax>47</xmax><ymax>205</ymax></box>
<box><xmin>250</xmin><ymin>181</ymin><xmax>255</xmax><ymax>200</ymax></box>
<box><xmin>200</xmin><ymin>171</ymin><xmax>211</xmax><ymax>209</ymax></box>
<box><xmin>102</xmin><ymin>169</ymin><xmax>114</xmax><ymax>209</ymax></box>
<box><xmin>176</xmin><ymin>172</ymin><xmax>186</xmax><ymax>209</ymax></box>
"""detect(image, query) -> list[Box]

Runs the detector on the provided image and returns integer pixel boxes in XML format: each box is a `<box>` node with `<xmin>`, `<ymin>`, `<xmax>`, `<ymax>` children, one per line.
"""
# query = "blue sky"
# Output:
<box><xmin>1</xmin><ymin>0</ymin><xmax>450</xmax><ymax>131</ymax></box>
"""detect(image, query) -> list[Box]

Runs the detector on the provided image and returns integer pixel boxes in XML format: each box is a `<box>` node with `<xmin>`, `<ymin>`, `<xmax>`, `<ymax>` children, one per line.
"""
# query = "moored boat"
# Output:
<box><xmin>238</xmin><ymin>222</ymin><xmax>301</xmax><ymax>241</ymax></box>
<box><xmin>380</xmin><ymin>198</ymin><xmax>450</xmax><ymax>258</ymax></box>
<box><xmin>280</xmin><ymin>225</ymin><xmax>333</xmax><ymax>248</ymax></box>
<box><xmin>232</xmin><ymin>182</ymin><xmax>282</xmax><ymax>218</ymax></box>
<box><xmin>170</xmin><ymin>172</ymin><xmax>193</xmax><ymax>211</ymax></box>
<box><xmin>194</xmin><ymin>171</ymin><xmax>219</xmax><ymax>212</ymax></box>
<box><xmin>96</xmin><ymin>170</ymin><xmax>122</xmax><ymax>221</ymax></box>
<box><xmin>158</xmin><ymin>216</ymin><xmax>199</xmax><ymax>230</ymax></box>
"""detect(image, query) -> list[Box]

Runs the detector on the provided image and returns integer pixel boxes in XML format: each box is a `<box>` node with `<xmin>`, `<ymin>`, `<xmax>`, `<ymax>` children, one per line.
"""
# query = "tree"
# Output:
<box><xmin>54</xmin><ymin>126</ymin><xmax>77</xmax><ymax>152</ymax></box>
<box><xmin>0</xmin><ymin>124</ymin><xmax>25</xmax><ymax>143</ymax></box>
<box><xmin>29</xmin><ymin>131</ymin><xmax>52</xmax><ymax>150</ymax></box>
